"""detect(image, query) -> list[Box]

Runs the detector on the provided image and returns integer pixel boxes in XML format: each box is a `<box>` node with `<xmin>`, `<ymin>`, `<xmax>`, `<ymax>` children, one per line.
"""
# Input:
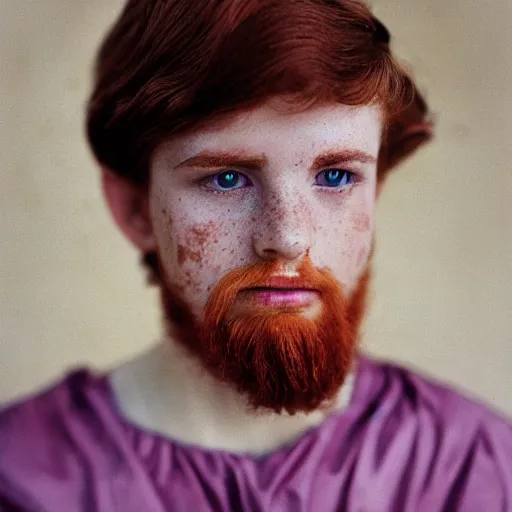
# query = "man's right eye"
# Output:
<box><xmin>201</xmin><ymin>170</ymin><xmax>251</xmax><ymax>191</ymax></box>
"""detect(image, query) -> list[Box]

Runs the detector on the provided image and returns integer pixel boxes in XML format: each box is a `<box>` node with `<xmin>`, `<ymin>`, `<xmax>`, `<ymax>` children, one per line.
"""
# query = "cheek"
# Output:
<box><xmin>151</xmin><ymin>185</ymin><xmax>256</xmax><ymax>300</ymax></box>
<box><xmin>351</xmin><ymin>211</ymin><xmax>371</xmax><ymax>233</ymax></box>
<box><xmin>357</xmin><ymin>245</ymin><xmax>368</xmax><ymax>267</ymax></box>
<box><xmin>348</xmin><ymin>211</ymin><xmax>373</xmax><ymax>260</ymax></box>
<box><xmin>316</xmin><ymin>209</ymin><xmax>374</xmax><ymax>281</ymax></box>
<box><xmin>176</xmin><ymin>221</ymin><xmax>220</xmax><ymax>267</ymax></box>
<box><xmin>172</xmin><ymin>220</ymin><xmax>223</xmax><ymax>294</ymax></box>
<box><xmin>349</xmin><ymin>211</ymin><xmax>373</xmax><ymax>266</ymax></box>
<box><xmin>166</xmin><ymin>217</ymin><xmax>251</xmax><ymax>300</ymax></box>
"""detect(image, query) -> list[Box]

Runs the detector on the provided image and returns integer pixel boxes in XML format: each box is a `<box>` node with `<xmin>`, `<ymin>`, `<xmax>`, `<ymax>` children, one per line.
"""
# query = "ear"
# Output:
<box><xmin>101</xmin><ymin>168</ymin><xmax>156</xmax><ymax>252</ymax></box>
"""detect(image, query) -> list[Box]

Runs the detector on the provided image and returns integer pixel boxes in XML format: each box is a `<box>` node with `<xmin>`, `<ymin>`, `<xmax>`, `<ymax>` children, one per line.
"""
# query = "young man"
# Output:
<box><xmin>1</xmin><ymin>0</ymin><xmax>511</xmax><ymax>510</ymax></box>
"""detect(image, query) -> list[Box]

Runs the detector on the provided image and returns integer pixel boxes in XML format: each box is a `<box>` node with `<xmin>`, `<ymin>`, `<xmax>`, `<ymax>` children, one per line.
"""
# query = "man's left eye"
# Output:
<box><xmin>315</xmin><ymin>169</ymin><xmax>355</xmax><ymax>188</ymax></box>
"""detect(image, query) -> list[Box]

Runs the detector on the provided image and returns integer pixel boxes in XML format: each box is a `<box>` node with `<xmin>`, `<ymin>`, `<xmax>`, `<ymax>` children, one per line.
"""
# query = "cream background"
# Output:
<box><xmin>1</xmin><ymin>1</ymin><xmax>511</xmax><ymax>416</ymax></box>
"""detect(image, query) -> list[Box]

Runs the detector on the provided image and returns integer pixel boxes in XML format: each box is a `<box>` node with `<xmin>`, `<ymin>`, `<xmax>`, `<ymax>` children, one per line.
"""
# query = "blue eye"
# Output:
<box><xmin>207</xmin><ymin>170</ymin><xmax>249</xmax><ymax>191</ymax></box>
<box><xmin>316</xmin><ymin>169</ymin><xmax>355</xmax><ymax>188</ymax></box>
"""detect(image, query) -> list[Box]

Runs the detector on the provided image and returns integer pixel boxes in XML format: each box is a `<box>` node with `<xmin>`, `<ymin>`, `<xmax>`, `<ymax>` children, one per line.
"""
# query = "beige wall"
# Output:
<box><xmin>1</xmin><ymin>1</ymin><xmax>511</xmax><ymax>416</ymax></box>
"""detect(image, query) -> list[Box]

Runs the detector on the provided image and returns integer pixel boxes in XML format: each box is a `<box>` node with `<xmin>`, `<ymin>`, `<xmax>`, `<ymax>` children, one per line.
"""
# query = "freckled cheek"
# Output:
<box><xmin>314</xmin><ymin>219</ymin><xmax>346</xmax><ymax>258</ymax></box>
<box><xmin>350</xmin><ymin>210</ymin><xmax>374</xmax><ymax>268</ymax></box>
<box><xmin>314</xmin><ymin>219</ymin><xmax>372</xmax><ymax>280</ymax></box>
<box><xmin>170</xmin><ymin>218</ymin><xmax>250</xmax><ymax>299</ymax></box>
<box><xmin>351</xmin><ymin>212</ymin><xmax>372</xmax><ymax>233</ymax></box>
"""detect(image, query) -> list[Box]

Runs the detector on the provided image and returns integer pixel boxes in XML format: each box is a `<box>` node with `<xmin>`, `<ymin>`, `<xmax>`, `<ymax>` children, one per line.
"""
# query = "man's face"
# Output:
<box><xmin>148</xmin><ymin>98</ymin><xmax>382</xmax><ymax>412</ymax></box>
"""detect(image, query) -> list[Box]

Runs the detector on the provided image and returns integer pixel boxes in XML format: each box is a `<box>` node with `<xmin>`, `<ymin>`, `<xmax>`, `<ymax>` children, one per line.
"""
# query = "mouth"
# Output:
<box><xmin>247</xmin><ymin>288</ymin><xmax>319</xmax><ymax>308</ymax></box>
<box><xmin>235</xmin><ymin>274</ymin><xmax>320</xmax><ymax>310</ymax></box>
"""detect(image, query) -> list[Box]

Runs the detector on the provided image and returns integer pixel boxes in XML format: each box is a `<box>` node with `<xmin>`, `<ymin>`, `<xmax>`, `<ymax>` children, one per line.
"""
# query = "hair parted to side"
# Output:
<box><xmin>86</xmin><ymin>0</ymin><xmax>434</xmax><ymax>284</ymax></box>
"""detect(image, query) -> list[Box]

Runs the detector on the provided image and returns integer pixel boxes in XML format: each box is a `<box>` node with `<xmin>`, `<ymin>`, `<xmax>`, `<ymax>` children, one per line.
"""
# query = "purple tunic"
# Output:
<box><xmin>0</xmin><ymin>354</ymin><xmax>511</xmax><ymax>511</ymax></box>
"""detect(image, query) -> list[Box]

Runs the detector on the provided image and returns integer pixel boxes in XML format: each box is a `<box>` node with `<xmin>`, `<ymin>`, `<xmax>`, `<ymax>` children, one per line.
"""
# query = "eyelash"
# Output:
<box><xmin>198</xmin><ymin>169</ymin><xmax>360</xmax><ymax>194</ymax></box>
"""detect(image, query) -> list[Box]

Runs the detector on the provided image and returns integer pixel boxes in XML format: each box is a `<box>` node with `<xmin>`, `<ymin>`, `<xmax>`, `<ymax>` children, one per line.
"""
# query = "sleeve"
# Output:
<box><xmin>411</xmin><ymin>395</ymin><xmax>512</xmax><ymax>512</ymax></box>
<box><xmin>451</xmin><ymin>416</ymin><xmax>512</xmax><ymax>511</ymax></box>
<box><xmin>417</xmin><ymin>411</ymin><xmax>512</xmax><ymax>512</ymax></box>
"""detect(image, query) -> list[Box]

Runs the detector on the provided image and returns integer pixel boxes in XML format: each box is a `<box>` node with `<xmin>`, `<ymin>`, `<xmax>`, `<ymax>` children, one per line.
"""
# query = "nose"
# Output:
<box><xmin>252</xmin><ymin>192</ymin><xmax>313</xmax><ymax>263</ymax></box>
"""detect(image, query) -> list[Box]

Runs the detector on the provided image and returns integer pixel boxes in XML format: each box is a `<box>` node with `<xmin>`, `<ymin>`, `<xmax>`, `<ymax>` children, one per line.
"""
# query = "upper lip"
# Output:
<box><xmin>245</xmin><ymin>275</ymin><xmax>317</xmax><ymax>291</ymax></box>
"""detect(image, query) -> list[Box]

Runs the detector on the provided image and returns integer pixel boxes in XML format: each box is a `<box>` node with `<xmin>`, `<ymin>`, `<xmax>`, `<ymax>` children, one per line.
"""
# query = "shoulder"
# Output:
<box><xmin>357</xmin><ymin>353</ymin><xmax>510</xmax><ymax>424</ymax></box>
<box><xmin>0</xmin><ymin>369</ymin><xmax>105</xmax><ymax>510</ymax></box>
<box><xmin>357</xmin><ymin>355</ymin><xmax>512</xmax><ymax>509</ymax></box>
<box><xmin>0</xmin><ymin>369</ymin><xmax>96</xmax><ymax>448</ymax></box>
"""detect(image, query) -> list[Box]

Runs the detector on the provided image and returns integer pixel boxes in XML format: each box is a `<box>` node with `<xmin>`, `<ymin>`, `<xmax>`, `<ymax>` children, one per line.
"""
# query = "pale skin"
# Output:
<box><xmin>104</xmin><ymin>98</ymin><xmax>383</xmax><ymax>454</ymax></box>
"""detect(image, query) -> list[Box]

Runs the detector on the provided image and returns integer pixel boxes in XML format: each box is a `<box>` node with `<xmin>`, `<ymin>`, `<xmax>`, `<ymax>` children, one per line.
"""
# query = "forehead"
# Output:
<box><xmin>154</xmin><ymin>101</ymin><xmax>383</xmax><ymax>166</ymax></box>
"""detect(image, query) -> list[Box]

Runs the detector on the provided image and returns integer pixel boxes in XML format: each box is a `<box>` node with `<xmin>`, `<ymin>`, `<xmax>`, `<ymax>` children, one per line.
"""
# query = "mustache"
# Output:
<box><xmin>216</xmin><ymin>256</ymin><xmax>332</xmax><ymax>296</ymax></box>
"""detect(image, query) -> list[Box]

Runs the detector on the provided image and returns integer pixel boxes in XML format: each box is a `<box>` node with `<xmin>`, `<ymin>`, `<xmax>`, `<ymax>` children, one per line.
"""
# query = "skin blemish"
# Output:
<box><xmin>351</xmin><ymin>212</ymin><xmax>371</xmax><ymax>232</ymax></box>
<box><xmin>190</xmin><ymin>223</ymin><xmax>215</xmax><ymax>246</ymax></box>
<box><xmin>178</xmin><ymin>244</ymin><xmax>201</xmax><ymax>265</ymax></box>
<box><xmin>178</xmin><ymin>221</ymin><xmax>219</xmax><ymax>266</ymax></box>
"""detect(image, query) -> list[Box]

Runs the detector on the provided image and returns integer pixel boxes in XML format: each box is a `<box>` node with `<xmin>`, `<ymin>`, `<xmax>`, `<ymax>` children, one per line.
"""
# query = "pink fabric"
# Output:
<box><xmin>1</xmin><ymin>354</ymin><xmax>511</xmax><ymax>511</ymax></box>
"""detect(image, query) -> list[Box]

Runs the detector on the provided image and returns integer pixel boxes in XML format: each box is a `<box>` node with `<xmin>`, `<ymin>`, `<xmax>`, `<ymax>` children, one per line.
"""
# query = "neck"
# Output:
<box><xmin>110</xmin><ymin>338</ymin><xmax>355</xmax><ymax>456</ymax></box>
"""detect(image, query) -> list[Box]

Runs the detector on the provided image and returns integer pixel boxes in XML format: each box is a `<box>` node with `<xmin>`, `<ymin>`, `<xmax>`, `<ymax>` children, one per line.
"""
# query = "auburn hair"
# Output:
<box><xmin>85</xmin><ymin>0</ymin><xmax>433</xmax><ymax>282</ymax></box>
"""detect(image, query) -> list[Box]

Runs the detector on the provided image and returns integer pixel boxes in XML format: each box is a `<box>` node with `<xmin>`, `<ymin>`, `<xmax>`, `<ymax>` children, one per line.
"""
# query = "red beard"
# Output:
<box><xmin>159</xmin><ymin>253</ymin><xmax>372</xmax><ymax>415</ymax></box>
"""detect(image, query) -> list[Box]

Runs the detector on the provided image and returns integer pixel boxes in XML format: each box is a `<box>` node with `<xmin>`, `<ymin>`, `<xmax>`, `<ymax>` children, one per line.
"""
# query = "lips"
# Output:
<box><xmin>240</xmin><ymin>275</ymin><xmax>319</xmax><ymax>308</ymax></box>
<box><xmin>250</xmin><ymin>289</ymin><xmax>318</xmax><ymax>308</ymax></box>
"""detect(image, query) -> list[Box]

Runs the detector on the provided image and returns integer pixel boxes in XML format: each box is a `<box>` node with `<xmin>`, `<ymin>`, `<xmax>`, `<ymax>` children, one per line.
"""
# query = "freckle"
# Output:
<box><xmin>352</xmin><ymin>212</ymin><xmax>371</xmax><ymax>232</ymax></box>
<box><xmin>178</xmin><ymin>244</ymin><xmax>202</xmax><ymax>265</ymax></box>
<box><xmin>230</xmin><ymin>249</ymin><xmax>234</xmax><ymax>254</ymax></box>
<box><xmin>177</xmin><ymin>244</ymin><xmax>186</xmax><ymax>265</ymax></box>
<box><xmin>184</xmin><ymin>270</ymin><xmax>193</xmax><ymax>287</ymax></box>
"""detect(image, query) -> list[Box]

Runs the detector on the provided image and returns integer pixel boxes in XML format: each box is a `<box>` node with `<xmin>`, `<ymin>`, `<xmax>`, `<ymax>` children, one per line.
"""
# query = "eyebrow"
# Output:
<box><xmin>174</xmin><ymin>149</ymin><xmax>377</xmax><ymax>170</ymax></box>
